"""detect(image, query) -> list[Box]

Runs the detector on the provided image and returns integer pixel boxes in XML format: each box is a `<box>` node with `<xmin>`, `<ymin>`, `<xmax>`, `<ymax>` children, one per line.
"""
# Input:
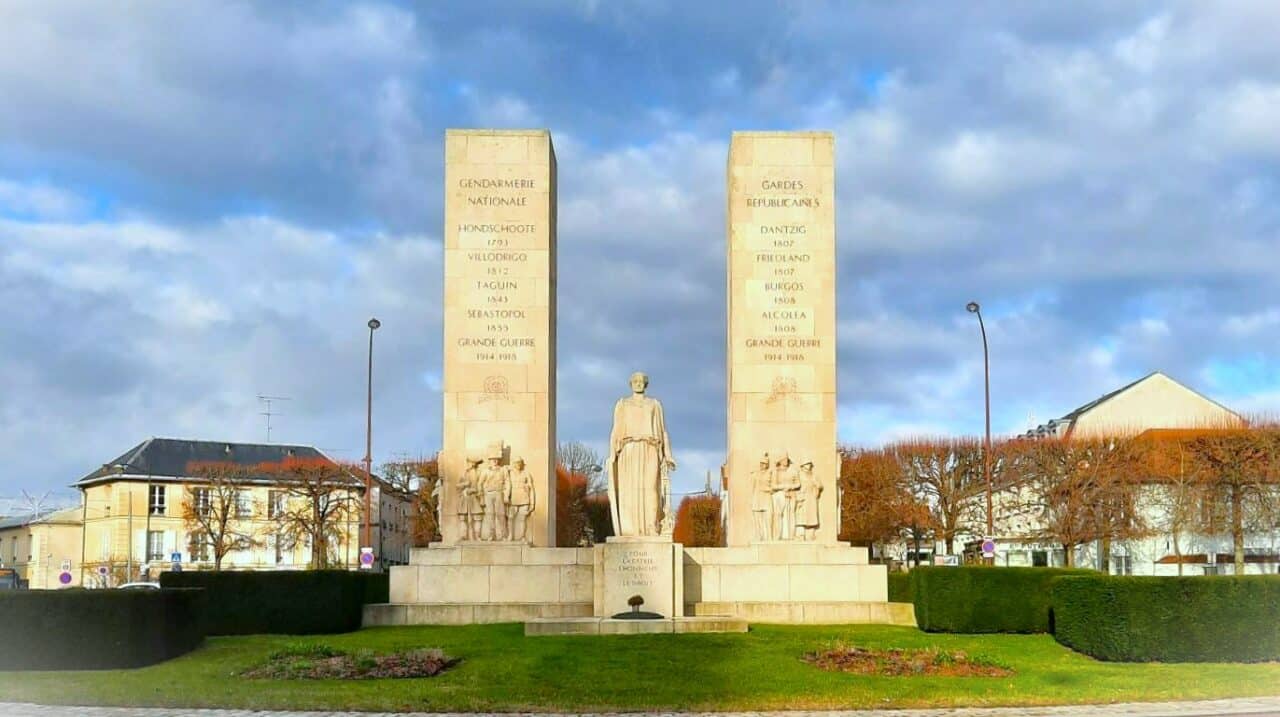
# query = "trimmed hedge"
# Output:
<box><xmin>887</xmin><ymin>572</ymin><xmax>913</xmax><ymax>603</ymax></box>
<box><xmin>1052</xmin><ymin>575</ymin><xmax>1280</xmax><ymax>662</ymax></box>
<box><xmin>0</xmin><ymin>588</ymin><xmax>204</xmax><ymax>671</ymax></box>
<box><xmin>912</xmin><ymin>566</ymin><xmax>1095</xmax><ymax>633</ymax></box>
<box><xmin>160</xmin><ymin>570</ymin><xmax>388</xmax><ymax>635</ymax></box>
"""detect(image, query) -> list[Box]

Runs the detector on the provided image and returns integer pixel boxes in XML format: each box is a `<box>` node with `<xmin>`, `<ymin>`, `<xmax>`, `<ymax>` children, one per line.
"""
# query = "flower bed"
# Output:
<box><xmin>803</xmin><ymin>644</ymin><xmax>1012</xmax><ymax>677</ymax></box>
<box><xmin>244</xmin><ymin>643</ymin><xmax>457</xmax><ymax>680</ymax></box>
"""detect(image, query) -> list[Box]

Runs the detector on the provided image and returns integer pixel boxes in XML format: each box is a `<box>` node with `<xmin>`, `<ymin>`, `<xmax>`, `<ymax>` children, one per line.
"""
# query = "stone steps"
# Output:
<box><xmin>688</xmin><ymin>600</ymin><xmax>916</xmax><ymax>626</ymax></box>
<box><xmin>525</xmin><ymin>616</ymin><xmax>748</xmax><ymax>636</ymax></box>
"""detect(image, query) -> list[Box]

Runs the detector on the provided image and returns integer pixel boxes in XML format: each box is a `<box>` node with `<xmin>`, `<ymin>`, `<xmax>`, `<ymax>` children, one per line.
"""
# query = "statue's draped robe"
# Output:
<box><xmin>608</xmin><ymin>395</ymin><xmax>673</xmax><ymax>536</ymax></box>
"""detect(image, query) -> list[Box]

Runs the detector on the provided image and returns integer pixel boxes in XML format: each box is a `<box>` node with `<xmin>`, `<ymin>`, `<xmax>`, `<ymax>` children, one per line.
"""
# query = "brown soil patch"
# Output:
<box><xmin>804</xmin><ymin>645</ymin><xmax>1013</xmax><ymax>677</ymax></box>
<box><xmin>244</xmin><ymin>646</ymin><xmax>457</xmax><ymax>680</ymax></box>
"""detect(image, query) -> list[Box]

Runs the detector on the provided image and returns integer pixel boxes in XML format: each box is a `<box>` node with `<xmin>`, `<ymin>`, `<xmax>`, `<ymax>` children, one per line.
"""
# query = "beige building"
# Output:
<box><xmin>1021</xmin><ymin>371</ymin><xmax>1242</xmax><ymax>440</ymax></box>
<box><xmin>991</xmin><ymin>372</ymin><xmax>1272</xmax><ymax>574</ymax></box>
<box><xmin>74</xmin><ymin>438</ymin><xmax>412</xmax><ymax>585</ymax></box>
<box><xmin>0</xmin><ymin>508</ymin><xmax>84</xmax><ymax>589</ymax></box>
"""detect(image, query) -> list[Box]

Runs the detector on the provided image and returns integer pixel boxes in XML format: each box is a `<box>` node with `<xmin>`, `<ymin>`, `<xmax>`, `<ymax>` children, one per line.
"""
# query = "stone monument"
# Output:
<box><xmin>606</xmin><ymin>371</ymin><xmax>676</xmax><ymax>537</ymax></box>
<box><xmin>367</xmin><ymin>128</ymin><xmax>902</xmax><ymax>633</ymax></box>
<box><xmin>439</xmin><ymin>129</ymin><xmax>557</xmax><ymax>547</ymax></box>
<box><xmin>596</xmin><ymin>372</ymin><xmax>683</xmax><ymax>620</ymax></box>
<box><xmin>724</xmin><ymin>131</ymin><xmax>838</xmax><ymax>546</ymax></box>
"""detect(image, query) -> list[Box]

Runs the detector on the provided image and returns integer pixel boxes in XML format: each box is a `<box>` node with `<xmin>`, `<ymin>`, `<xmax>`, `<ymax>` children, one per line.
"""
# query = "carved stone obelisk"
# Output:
<box><xmin>725</xmin><ymin>131</ymin><xmax>838</xmax><ymax>546</ymax></box>
<box><xmin>440</xmin><ymin>129</ymin><xmax>556</xmax><ymax>547</ymax></box>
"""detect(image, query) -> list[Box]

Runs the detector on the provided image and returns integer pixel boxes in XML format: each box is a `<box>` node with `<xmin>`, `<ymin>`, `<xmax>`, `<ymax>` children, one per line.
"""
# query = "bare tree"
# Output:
<box><xmin>839</xmin><ymin>447</ymin><xmax>930</xmax><ymax>560</ymax></box>
<box><xmin>558</xmin><ymin>441</ymin><xmax>606</xmax><ymax>494</ymax></box>
<box><xmin>1140</xmin><ymin>433</ymin><xmax>1212</xmax><ymax>575</ymax></box>
<box><xmin>1178</xmin><ymin>425</ymin><xmax>1280</xmax><ymax>574</ymax></box>
<box><xmin>1010</xmin><ymin>435</ymin><xmax>1147</xmax><ymax>568</ymax></box>
<box><xmin>260</xmin><ymin>458</ymin><xmax>361</xmax><ymax>569</ymax></box>
<box><xmin>896</xmin><ymin>438</ymin><xmax>985</xmax><ymax>555</ymax></box>
<box><xmin>381</xmin><ymin>456</ymin><xmax>441</xmax><ymax>547</ymax></box>
<box><xmin>183</xmin><ymin>462</ymin><xmax>259</xmax><ymax>571</ymax></box>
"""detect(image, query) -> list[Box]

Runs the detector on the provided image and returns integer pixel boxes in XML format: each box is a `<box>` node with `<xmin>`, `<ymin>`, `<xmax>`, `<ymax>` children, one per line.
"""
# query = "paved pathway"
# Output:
<box><xmin>3</xmin><ymin>698</ymin><xmax>1280</xmax><ymax>717</ymax></box>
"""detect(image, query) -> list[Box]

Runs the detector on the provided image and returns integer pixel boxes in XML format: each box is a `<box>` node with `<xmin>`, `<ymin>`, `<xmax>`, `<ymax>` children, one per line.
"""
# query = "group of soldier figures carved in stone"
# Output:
<box><xmin>444</xmin><ymin>376</ymin><xmax>825</xmax><ymax>545</ymax></box>
<box><xmin>750</xmin><ymin>452</ymin><xmax>822</xmax><ymax>542</ymax></box>
<box><xmin>453</xmin><ymin>448</ymin><xmax>537</xmax><ymax>543</ymax></box>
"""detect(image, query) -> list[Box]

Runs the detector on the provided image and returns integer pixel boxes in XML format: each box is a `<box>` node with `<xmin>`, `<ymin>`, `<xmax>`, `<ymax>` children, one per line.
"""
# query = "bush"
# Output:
<box><xmin>1052</xmin><ymin>575</ymin><xmax>1280</xmax><ymax>662</ymax></box>
<box><xmin>672</xmin><ymin>494</ymin><xmax>724</xmax><ymax>547</ymax></box>
<box><xmin>887</xmin><ymin>572</ymin><xmax>913</xmax><ymax>603</ymax></box>
<box><xmin>160</xmin><ymin>570</ymin><xmax>388</xmax><ymax>635</ymax></box>
<box><xmin>911</xmin><ymin>566</ymin><xmax>1095</xmax><ymax>633</ymax></box>
<box><xmin>0</xmin><ymin>588</ymin><xmax>204</xmax><ymax>670</ymax></box>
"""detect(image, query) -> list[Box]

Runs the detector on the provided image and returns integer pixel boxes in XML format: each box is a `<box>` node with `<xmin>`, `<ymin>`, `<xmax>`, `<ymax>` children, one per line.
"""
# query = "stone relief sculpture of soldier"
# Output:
<box><xmin>750</xmin><ymin>452</ymin><xmax>773</xmax><ymax>542</ymax></box>
<box><xmin>794</xmin><ymin>459</ymin><xmax>822</xmax><ymax>541</ymax></box>
<box><xmin>505</xmin><ymin>456</ymin><xmax>536</xmax><ymax>543</ymax></box>
<box><xmin>456</xmin><ymin>456</ymin><xmax>484</xmax><ymax>541</ymax></box>
<box><xmin>479</xmin><ymin>448</ymin><xmax>510</xmax><ymax>541</ymax></box>
<box><xmin>771</xmin><ymin>452</ymin><xmax>800</xmax><ymax>540</ymax></box>
<box><xmin>606</xmin><ymin>372</ymin><xmax>676</xmax><ymax>537</ymax></box>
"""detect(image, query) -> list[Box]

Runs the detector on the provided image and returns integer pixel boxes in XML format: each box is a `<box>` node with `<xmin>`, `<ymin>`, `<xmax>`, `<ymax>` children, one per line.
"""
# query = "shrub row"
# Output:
<box><xmin>911</xmin><ymin>566</ymin><xmax>1095</xmax><ymax>633</ymax></box>
<box><xmin>160</xmin><ymin>570</ymin><xmax>388</xmax><ymax>635</ymax></box>
<box><xmin>887</xmin><ymin>572</ymin><xmax>913</xmax><ymax>603</ymax></box>
<box><xmin>0</xmin><ymin>589</ymin><xmax>204</xmax><ymax>671</ymax></box>
<box><xmin>1051</xmin><ymin>575</ymin><xmax>1280</xmax><ymax>662</ymax></box>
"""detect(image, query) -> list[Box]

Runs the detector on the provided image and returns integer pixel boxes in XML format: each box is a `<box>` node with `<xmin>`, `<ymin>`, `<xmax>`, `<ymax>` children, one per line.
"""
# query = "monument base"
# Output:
<box><xmin>688</xmin><ymin>601</ymin><xmax>915</xmax><ymax>626</ymax></box>
<box><xmin>366</xmin><ymin>601</ymin><xmax>592</xmax><ymax>626</ymax></box>
<box><xmin>594</xmin><ymin>537</ymin><xmax>684</xmax><ymax>618</ymax></box>
<box><xmin>378</xmin><ymin>544</ymin><xmax>592</xmax><ymax>624</ymax></box>
<box><xmin>525</xmin><ymin>615</ymin><xmax>747</xmax><ymax>636</ymax></box>
<box><xmin>367</xmin><ymin>540</ymin><xmax>896</xmax><ymax>628</ymax></box>
<box><xmin>680</xmin><ymin>543</ymin><xmax>893</xmax><ymax>623</ymax></box>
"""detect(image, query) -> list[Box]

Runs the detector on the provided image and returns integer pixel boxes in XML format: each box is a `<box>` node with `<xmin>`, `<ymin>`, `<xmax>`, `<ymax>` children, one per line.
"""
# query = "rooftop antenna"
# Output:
<box><xmin>257</xmin><ymin>394</ymin><xmax>291</xmax><ymax>443</ymax></box>
<box><xmin>20</xmin><ymin>490</ymin><xmax>53</xmax><ymax>521</ymax></box>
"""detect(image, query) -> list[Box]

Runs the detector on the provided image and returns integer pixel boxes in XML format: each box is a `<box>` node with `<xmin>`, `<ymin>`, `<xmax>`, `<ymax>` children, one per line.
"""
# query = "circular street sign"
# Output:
<box><xmin>360</xmin><ymin>551</ymin><xmax>375</xmax><ymax>566</ymax></box>
<box><xmin>981</xmin><ymin>539</ymin><xmax>996</xmax><ymax>554</ymax></box>
<box><xmin>96</xmin><ymin>565</ymin><xmax>109</xmax><ymax>576</ymax></box>
<box><xmin>58</xmin><ymin>571</ymin><xmax>72</xmax><ymax>585</ymax></box>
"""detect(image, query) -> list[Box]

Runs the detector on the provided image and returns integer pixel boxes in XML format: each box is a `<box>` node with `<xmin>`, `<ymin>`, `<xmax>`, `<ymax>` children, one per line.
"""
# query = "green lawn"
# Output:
<box><xmin>3</xmin><ymin>624</ymin><xmax>1278</xmax><ymax>712</ymax></box>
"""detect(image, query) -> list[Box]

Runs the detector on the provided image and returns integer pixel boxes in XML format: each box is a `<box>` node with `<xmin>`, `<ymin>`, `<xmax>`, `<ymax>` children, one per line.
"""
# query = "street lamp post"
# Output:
<box><xmin>363</xmin><ymin>317</ymin><xmax>381</xmax><ymax>557</ymax></box>
<box><xmin>966</xmin><ymin>301</ymin><xmax>994</xmax><ymax>556</ymax></box>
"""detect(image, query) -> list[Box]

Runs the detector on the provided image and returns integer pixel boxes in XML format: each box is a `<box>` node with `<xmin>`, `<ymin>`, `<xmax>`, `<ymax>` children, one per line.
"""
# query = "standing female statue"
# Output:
<box><xmin>607</xmin><ymin>372</ymin><xmax>676</xmax><ymax>536</ymax></box>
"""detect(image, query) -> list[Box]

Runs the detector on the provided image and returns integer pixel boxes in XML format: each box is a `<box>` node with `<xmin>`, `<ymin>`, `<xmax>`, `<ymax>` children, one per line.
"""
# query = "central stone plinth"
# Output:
<box><xmin>594</xmin><ymin>537</ymin><xmax>684</xmax><ymax>619</ymax></box>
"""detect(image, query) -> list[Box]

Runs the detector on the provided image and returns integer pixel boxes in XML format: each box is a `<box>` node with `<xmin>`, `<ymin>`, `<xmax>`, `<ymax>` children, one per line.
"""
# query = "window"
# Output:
<box><xmin>188</xmin><ymin>532</ymin><xmax>209</xmax><ymax>562</ymax></box>
<box><xmin>271</xmin><ymin>530</ymin><xmax>291</xmax><ymax>563</ymax></box>
<box><xmin>148</xmin><ymin>485</ymin><xmax>166</xmax><ymax>515</ymax></box>
<box><xmin>235</xmin><ymin>491</ymin><xmax>253</xmax><ymax>518</ymax></box>
<box><xmin>9</xmin><ymin>536</ymin><xmax>15</xmax><ymax>563</ymax></box>
<box><xmin>146</xmin><ymin>531</ymin><xmax>164</xmax><ymax>562</ymax></box>
<box><xmin>267</xmin><ymin>490</ymin><xmax>284</xmax><ymax>519</ymax></box>
<box><xmin>193</xmin><ymin>488</ymin><xmax>211</xmax><ymax>516</ymax></box>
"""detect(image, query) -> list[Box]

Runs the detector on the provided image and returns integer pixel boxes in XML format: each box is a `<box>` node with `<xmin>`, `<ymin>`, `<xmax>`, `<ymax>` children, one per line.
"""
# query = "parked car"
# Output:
<box><xmin>117</xmin><ymin>582</ymin><xmax>161</xmax><ymax>590</ymax></box>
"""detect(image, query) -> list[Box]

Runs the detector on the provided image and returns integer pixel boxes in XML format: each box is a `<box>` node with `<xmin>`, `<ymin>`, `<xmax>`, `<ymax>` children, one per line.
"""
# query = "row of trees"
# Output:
<box><xmin>839</xmin><ymin>426</ymin><xmax>1280</xmax><ymax>573</ymax></box>
<box><xmin>183</xmin><ymin>458</ymin><xmax>368</xmax><ymax>570</ymax></box>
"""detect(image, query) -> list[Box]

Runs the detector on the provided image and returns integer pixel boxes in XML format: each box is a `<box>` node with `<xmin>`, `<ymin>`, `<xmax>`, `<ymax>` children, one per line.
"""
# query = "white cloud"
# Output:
<box><xmin>0</xmin><ymin>179</ymin><xmax>90</xmax><ymax>220</ymax></box>
<box><xmin>1207</xmin><ymin>81</ymin><xmax>1280</xmax><ymax>157</ymax></box>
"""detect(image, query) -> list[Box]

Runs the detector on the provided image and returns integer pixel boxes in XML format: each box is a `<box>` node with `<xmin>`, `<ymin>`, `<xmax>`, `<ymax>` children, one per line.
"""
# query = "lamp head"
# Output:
<box><xmin>368</xmin><ymin>318</ymin><xmax>381</xmax><ymax>330</ymax></box>
<box><xmin>966</xmin><ymin>302</ymin><xmax>980</xmax><ymax>314</ymax></box>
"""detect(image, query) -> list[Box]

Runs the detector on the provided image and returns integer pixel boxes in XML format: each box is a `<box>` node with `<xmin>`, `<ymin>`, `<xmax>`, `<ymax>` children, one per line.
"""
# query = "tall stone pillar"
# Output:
<box><xmin>440</xmin><ymin>129</ymin><xmax>556</xmax><ymax>547</ymax></box>
<box><xmin>726</xmin><ymin>131</ymin><xmax>838</xmax><ymax>547</ymax></box>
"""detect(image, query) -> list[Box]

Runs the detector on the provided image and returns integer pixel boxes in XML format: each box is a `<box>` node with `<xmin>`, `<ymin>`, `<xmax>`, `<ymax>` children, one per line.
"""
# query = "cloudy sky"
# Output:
<box><xmin>3</xmin><ymin>1</ymin><xmax>1280</xmax><ymax>501</ymax></box>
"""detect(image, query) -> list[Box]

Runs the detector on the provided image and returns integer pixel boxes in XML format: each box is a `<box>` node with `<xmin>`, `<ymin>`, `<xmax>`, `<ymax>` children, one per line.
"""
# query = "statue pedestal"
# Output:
<box><xmin>594</xmin><ymin>537</ymin><xmax>684</xmax><ymax>618</ymax></box>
